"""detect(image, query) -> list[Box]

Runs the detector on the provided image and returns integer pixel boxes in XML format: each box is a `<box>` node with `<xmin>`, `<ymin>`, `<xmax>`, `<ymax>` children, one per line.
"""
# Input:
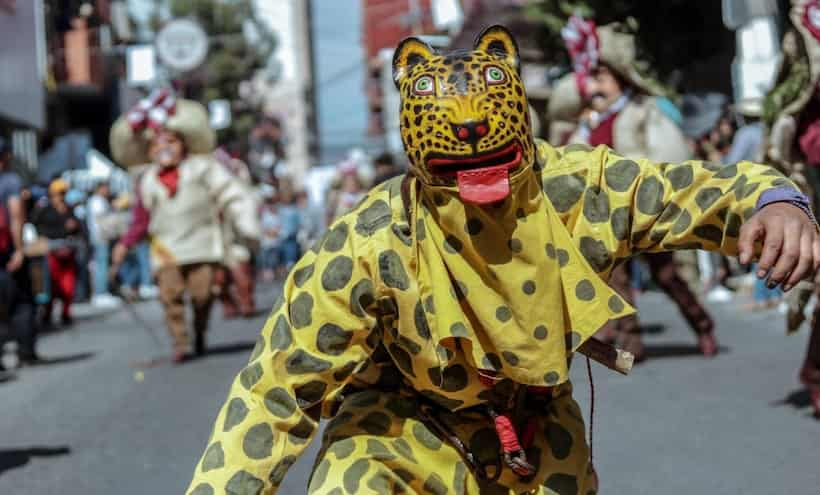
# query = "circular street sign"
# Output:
<box><xmin>155</xmin><ymin>19</ymin><xmax>209</xmax><ymax>72</ymax></box>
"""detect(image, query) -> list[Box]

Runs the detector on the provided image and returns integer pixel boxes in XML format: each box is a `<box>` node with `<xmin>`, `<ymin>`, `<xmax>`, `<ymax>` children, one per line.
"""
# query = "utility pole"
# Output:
<box><xmin>408</xmin><ymin>0</ymin><xmax>422</xmax><ymax>35</ymax></box>
<box><xmin>306</xmin><ymin>0</ymin><xmax>320</xmax><ymax>162</ymax></box>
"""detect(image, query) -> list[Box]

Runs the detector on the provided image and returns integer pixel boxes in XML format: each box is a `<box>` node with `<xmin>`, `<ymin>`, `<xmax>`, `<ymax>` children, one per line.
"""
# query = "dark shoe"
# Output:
<box><xmin>697</xmin><ymin>333</ymin><xmax>718</xmax><ymax>357</ymax></box>
<box><xmin>61</xmin><ymin>314</ymin><xmax>74</xmax><ymax>327</ymax></box>
<box><xmin>17</xmin><ymin>353</ymin><xmax>44</xmax><ymax>367</ymax></box>
<box><xmin>194</xmin><ymin>332</ymin><xmax>206</xmax><ymax>356</ymax></box>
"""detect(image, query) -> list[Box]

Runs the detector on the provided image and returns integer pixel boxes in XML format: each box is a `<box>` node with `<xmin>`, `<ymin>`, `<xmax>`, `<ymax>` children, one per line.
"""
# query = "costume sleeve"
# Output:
<box><xmin>203</xmin><ymin>158</ymin><xmax>261</xmax><ymax>243</ymax></box>
<box><xmin>543</xmin><ymin>144</ymin><xmax>805</xmax><ymax>274</ymax></box>
<box><xmin>595</xmin><ymin>147</ymin><xmax>802</xmax><ymax>259</ymax></box>
<box><xmin>186</xmin><ymin>223</ymin><xmax>379</xmax><ymax>495</ymax></box>
<box><xmin>119</xmin><ymin>192</ymin><xmax>150</xmax><ymax>249</ymax></box>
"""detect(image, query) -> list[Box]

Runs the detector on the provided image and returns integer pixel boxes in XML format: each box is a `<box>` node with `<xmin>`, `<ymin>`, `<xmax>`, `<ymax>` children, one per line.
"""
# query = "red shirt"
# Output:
<box><xmin>588</xmin><ymin>113</ymin><xmax>617</xmax><ymax>148</ymax></box>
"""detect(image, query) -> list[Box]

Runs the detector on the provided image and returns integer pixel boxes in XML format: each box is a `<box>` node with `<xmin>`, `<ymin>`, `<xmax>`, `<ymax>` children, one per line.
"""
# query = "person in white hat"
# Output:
<box><xmin>109</xmin><ymin>90</ymin><xmax>260</xmax><ymax>363</ymax></box>
<box><xmin>562</xmin><ymin>17</ymin><xmax>717</xmax><ymax>361</ymax></box>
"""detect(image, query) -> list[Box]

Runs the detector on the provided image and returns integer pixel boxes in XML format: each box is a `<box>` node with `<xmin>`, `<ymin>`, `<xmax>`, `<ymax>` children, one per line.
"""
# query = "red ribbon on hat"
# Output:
<box><xmin>561</xmin><ymin>15</ymin><xmax>599</xmax><ymax>99</ymax></box>
<box><xmin>804</xmin><ymin>1</ymin><xmax>820</xmax><ymax>40</ymax></box>
<box><xmin>126</xmin><ymin>88</ymin><xmax>177</xmax><ymax>132</ymax></box>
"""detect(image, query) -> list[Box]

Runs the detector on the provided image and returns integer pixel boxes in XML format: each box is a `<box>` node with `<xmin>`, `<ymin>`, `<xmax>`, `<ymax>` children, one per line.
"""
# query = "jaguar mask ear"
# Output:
<box><xmin>392</xmin><ymin>37</ymin><xmax>435</xmax><ymax>89</ymax></box>
<box><xmin>474</xmin><ymin>25</ymin><xmax>520</xmax><ymax>73</ymax></box>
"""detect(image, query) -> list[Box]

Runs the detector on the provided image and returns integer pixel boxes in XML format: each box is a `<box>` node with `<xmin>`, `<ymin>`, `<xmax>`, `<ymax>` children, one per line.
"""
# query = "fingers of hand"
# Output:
<box><xmin>756</xmin><ymin>217</ymin><xmax>784</xmax><ymax>278</ymax></box>
<box><xmin>765</xmin><ymin>224</ymin><xmax>798</xmax><ymax>288</ymax></box>
<box><xmin>784</xmin><ymin>228</ymin><xmax>814</xmax><ymax>291</ymax></box>
<box><xmin>738</xmin><ymin>218</ymin><xmax>764</xmax><ymax>265</ymax></box>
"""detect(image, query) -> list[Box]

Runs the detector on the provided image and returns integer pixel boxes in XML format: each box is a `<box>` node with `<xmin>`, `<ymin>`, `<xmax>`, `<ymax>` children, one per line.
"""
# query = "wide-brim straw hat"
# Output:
<box><xmin>780</xmin><ymin>0</ymin><xmax>820</xmax><ymax>117</ymax></box>
<box><xmin>109</xmin><ymin>99</ymin><xmax>215</xmax><ymax>168</ymax></box>
<box><xmin>547</xmin><ymin>73</ymin><xmax>583</xmax><ymax>122</ymax></box>
<box><xmin>597</xmin><ymin>23</ymin><xmax>665</xmax><ymax>98</ymax></box>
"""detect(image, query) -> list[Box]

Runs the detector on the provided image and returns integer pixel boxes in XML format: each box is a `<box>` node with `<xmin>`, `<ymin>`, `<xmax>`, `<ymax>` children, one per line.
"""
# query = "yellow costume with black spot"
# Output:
<box><xmin>187</xmin><ymin>27</ymin><xmax>799</xmax><ymax>495</ymax></box>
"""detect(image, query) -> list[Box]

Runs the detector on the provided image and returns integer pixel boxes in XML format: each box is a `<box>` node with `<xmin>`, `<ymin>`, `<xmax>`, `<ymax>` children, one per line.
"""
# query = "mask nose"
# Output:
<box><xmin>452</xmin><ymin>120</ymin><xmax>489</xmax><ymax>144</ymax></box>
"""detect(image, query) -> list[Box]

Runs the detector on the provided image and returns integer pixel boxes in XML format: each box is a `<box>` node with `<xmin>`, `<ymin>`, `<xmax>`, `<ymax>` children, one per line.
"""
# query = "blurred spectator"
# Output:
<box><xmin>0</xmin><ymin>136</ymin><xmax>39</xmax><ymax>367</ymax></box>
<box><xmin>682</xmin><ymin>93</ymin><xmax>730</xmax><ymax>162</ymax></box>
<box><xmin>681</xmin><ymin>93</ymin><xmax>736</xmax><ymax>303</ymax></box>
<box><xmin>295</xmin><ymin>189</ymin><xmax>323</xmax><ymax>254</ymax></box>
<box><xmin>372</xmin><ymin>152</ymin><xmax>402</xmax><ymax>186</ymax></box>
<box><xmin>276</xmin><ymin>180</ymin><xmax>302</xmax><ymax>275</ymax></box>
<box><xmin>725</xmin><ymin>99</ymin><xmax>765</xmax><ymax>164</ymax></box>
<box><xmin>326</xmin><ymin>160</ymin><xmax>368</xmax><ymax>224</ymax></box>
<box><xmin>66</xmin><ymin>188</ymin><xmax>91</xmax><ymax>303</ymax></box>
<box><xmin>746</xmin><ymin>263</ymin><xmax>783</xmax><ymax>311</ymax></box>
<box><xmin>32</xmin><ymin>179</ymin><xmax>83</xmax><ymax>327</ymax></box>
<box><xmin>258</xmin><ymin>186</ymin><xmax>281</xmax><ymax>281</ymax></box>
<box><xmin>108</xmin><ymin>191</ymin><xmax>155</xmax><ymax>300</ymax></box>
<box><xmin>86</xmin><ymin>180</ymin><xmax>121</xmax><ymax>307</ymax></box>
<box><xmin>248</xmin><ymin>116</ymin><xmax>285</xmax><ymax>184</ymax></box>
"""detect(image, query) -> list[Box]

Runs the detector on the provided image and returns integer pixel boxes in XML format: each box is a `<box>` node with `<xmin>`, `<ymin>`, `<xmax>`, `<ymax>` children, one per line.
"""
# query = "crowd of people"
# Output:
<box><xmin>0</xmin><ymin>107</ymin><xmax>404</xmax><ymax>378</ymax></box>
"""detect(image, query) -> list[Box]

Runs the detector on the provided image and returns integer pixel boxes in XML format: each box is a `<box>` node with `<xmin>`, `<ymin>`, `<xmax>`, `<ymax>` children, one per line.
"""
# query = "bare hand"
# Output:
<box><xmin>5</xmin><ymin>250</ymin><xmax>24</xmax><ymax>272</ymax></box>
<box><xmin>738</xmin><ymin>203</ymin><xmax>820</xmax><ymax>291</ymax></box>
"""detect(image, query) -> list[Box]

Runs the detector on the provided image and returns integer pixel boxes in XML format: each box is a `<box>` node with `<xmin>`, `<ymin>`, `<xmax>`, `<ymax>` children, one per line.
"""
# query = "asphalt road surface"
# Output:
<box><xmin>1</xmin><ymin>285</ymin><xmax>818</xmax><ymax>494</ymax></box>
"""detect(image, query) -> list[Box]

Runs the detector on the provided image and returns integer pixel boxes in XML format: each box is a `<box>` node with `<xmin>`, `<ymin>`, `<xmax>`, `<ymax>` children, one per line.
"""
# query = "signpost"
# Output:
<box><xmin>155</xmin><ymin>18</ymin><xmax>209</xmax><ymax>73</ymax></box>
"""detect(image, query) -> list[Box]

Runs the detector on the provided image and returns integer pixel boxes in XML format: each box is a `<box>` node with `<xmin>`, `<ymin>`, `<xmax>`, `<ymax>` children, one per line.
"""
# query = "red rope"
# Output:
<box><xmin>586</xmin><ymin>355</ymin><xmax>594</xmax><ymax>463</ymax></box>
<box><xmin>492</xmin><ymin>412</ymin><xmax>523</xmax><ymax>454</ymax></box>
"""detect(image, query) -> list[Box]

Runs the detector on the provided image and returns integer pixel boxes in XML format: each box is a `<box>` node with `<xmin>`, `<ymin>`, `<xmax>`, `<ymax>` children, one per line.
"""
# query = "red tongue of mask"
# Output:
<box><xmin>456</xmin><ymin>163</ymin><xmax>511</xmax><ymax>204</ymax></box>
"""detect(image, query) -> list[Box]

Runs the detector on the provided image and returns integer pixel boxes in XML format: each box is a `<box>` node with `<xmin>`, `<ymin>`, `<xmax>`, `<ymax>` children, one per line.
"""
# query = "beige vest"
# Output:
<box><xmin>140</xmin><ymin>155</ymin><xmax>226</xmax><ymax>269</ymax></box>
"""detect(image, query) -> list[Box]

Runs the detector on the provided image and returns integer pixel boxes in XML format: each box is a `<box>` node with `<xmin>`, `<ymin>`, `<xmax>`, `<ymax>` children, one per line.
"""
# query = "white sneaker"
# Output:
<box><xmin>92</xmin><ymin>293</ymin><xmax>122</xmax><ymax>308</ymax></box>
<box><xmin>706</xmin><ymin>286</ymin><xmax>733</xmax><ymax>303</ymax></box>
<box><xmin>138</xmin><ymin>285</ymin><xmax>159</xmax><ymax>299</ymax></box>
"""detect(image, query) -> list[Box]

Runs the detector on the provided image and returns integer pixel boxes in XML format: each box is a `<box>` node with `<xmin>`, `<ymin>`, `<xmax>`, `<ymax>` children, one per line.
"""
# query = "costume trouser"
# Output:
<box><xmin>156</xmin><ymin>263</ymin><xmax>215</xmax><ymax>353</ymax></box>
<box><xmin>0</xmin><ymin>264</ymin><xmax>37</xmax><ymax>359</ymax></box>
<box><xmin>607</xmin><ymin>252</ymin><xmax>714</xmax><ymax>339</ymax></box>
<box><xmin>307</xmin><ymin>388</ymin><xmax>596</xmax><ymax>495</ymax></box>
<box><xmin>45</xmin><ymin>253</ymin><xmax>76</xmax><ymax>320</ymax></box>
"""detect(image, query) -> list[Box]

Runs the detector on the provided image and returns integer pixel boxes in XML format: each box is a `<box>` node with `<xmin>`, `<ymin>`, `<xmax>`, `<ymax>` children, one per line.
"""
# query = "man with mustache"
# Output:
<box><xmin>564</xmin><ymin>18</ymin><xmax>718</xmax><ymax>361</ymax></box>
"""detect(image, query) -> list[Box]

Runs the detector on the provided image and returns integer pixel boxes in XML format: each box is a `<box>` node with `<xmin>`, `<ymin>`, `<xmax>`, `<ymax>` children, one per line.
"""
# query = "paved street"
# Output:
<box><xmin>1</xmin><ymin>285</ymin><xmax>818</xmax><ymax>494</ymax></box>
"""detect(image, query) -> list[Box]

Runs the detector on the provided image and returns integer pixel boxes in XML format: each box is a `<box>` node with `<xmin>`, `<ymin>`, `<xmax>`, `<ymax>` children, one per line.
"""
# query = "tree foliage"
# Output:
<box><xmin>147</xmin><ymin>0</ymin><xmax>277</xmax><ymax>145</ymax></box>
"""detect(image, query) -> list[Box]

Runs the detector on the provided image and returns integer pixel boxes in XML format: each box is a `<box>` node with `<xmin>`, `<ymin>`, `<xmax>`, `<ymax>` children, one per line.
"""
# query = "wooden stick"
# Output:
<box><xmin>577</xmin><ymin>338</ymin><xmax>634</xmax><ymax>375</ymax></box>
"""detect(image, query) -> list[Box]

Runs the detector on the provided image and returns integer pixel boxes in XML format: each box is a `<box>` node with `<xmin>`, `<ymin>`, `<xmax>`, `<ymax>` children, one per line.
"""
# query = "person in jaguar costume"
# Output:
<box><xmin>187</xmin><ymin>26</ymin><xmax>820</xmax><ymax>494</ymax></box>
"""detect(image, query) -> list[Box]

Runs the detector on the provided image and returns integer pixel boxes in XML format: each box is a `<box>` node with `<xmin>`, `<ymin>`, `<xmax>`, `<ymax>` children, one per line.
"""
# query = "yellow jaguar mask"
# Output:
<box><xmin>393</xmin><ymin>25</ymin><xmax>535</xmax><ymax>204</ymax></box>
